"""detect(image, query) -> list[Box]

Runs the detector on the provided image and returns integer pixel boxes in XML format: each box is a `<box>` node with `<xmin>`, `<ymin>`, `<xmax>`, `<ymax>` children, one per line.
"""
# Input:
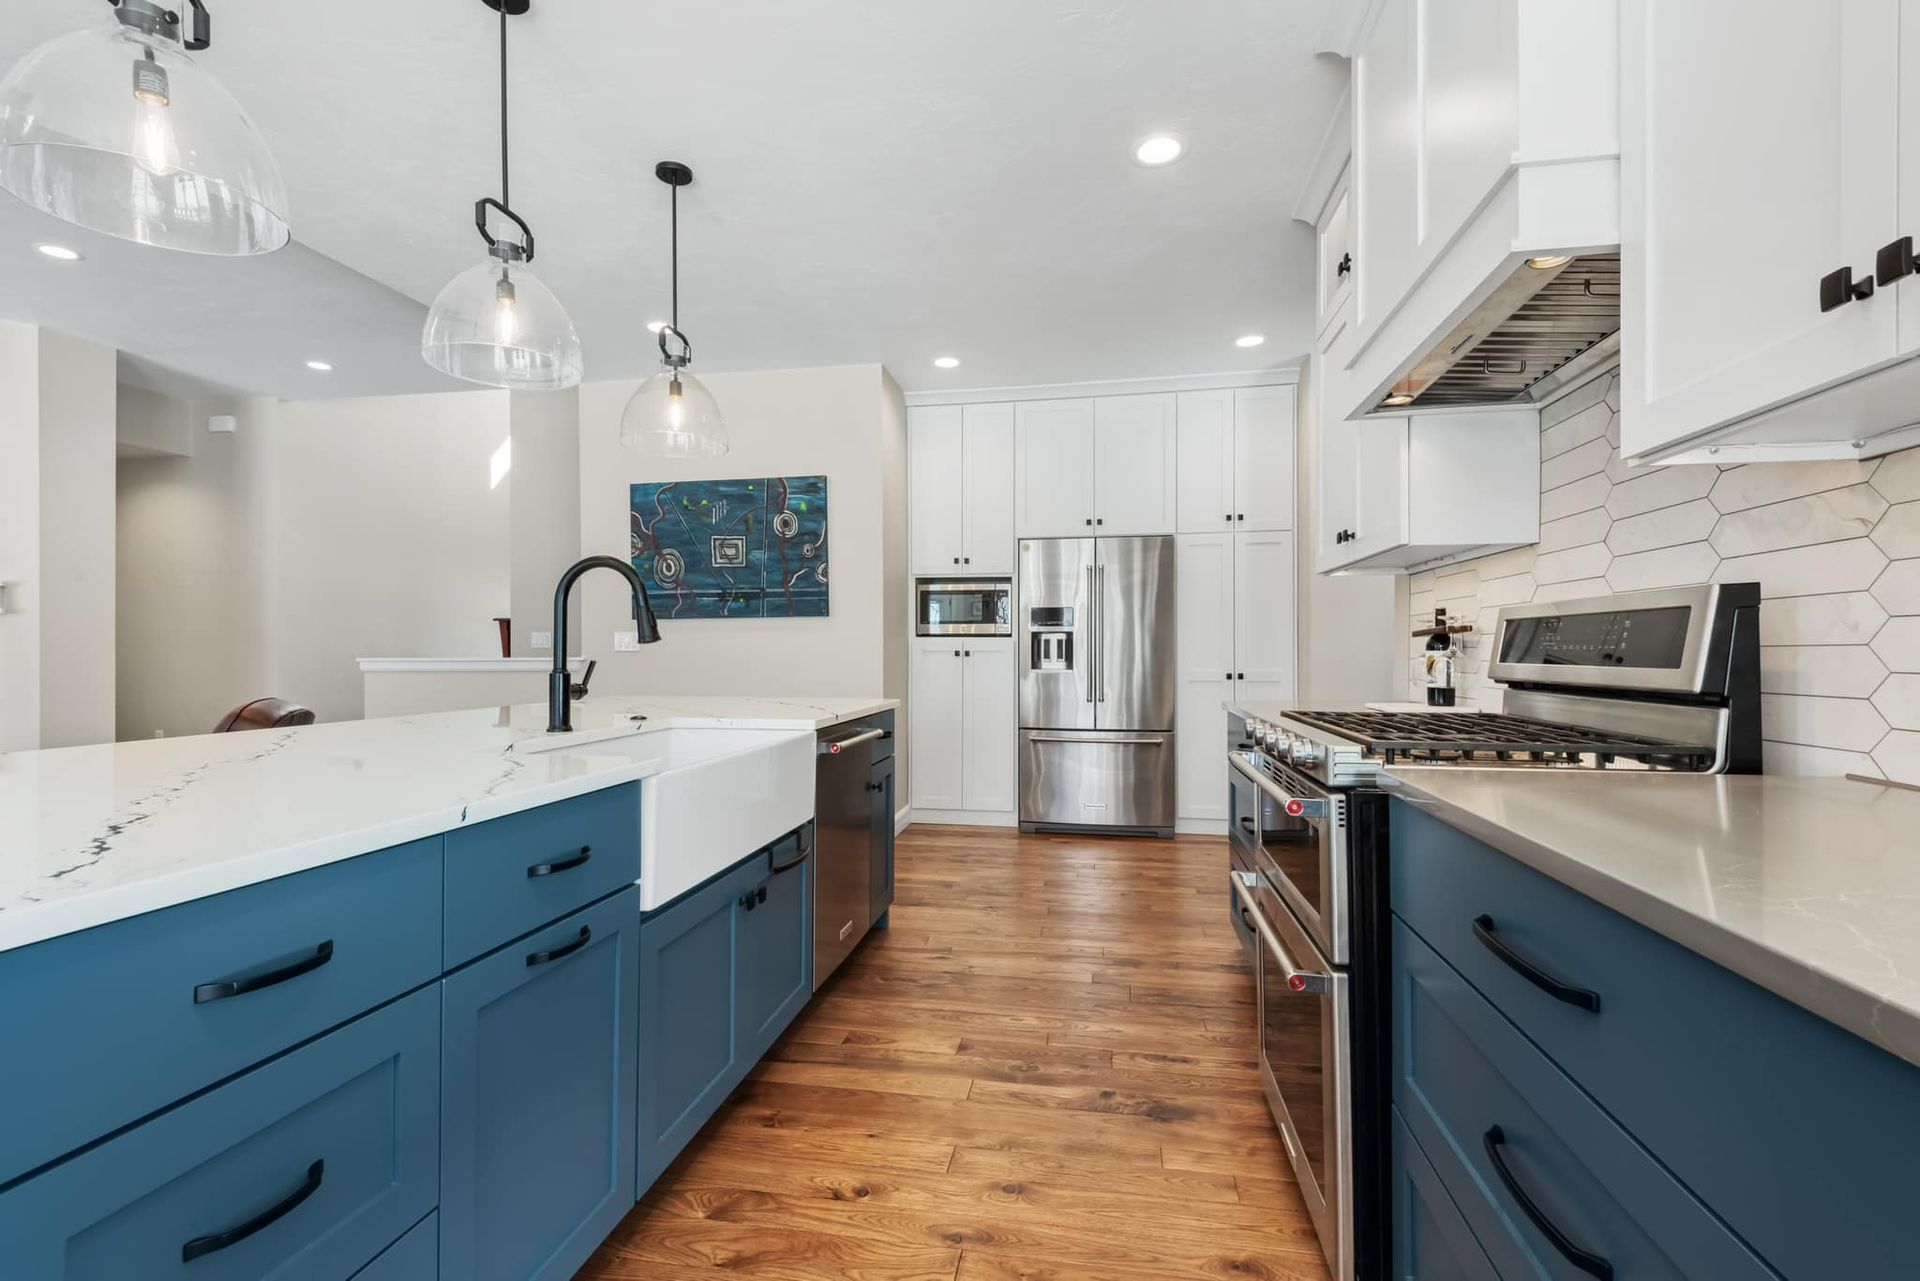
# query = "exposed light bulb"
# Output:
<box><xmin>493</xmin><ymin>270</ymin><xmax>518</xmax><ymax>346</ymax></box>
<box><xmin>1383</xmin><ymin>392</ymin><xmax>1415</xmax><ymax>407</ymax></box>
<box><xmin>129</xmin><ymin>52</ymin><xmax>178</xmax><ymax>177</ymax></box>
<box><xmin>667</xmin><ymin>377</ymin><xmax>686</xmax><ymax>429</ymax></box>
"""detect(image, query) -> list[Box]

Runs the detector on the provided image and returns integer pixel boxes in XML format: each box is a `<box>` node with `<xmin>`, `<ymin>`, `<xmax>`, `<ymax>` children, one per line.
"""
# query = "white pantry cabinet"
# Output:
<box><xmin>908</xmin><ymin>637</ymin><xmax>1016</xmax><ymax>817</ymax></box>
<box><xmin>1174</xmin><ymin>531</ymin><xmax>1296</xmax><ymax>822</ymax></box>
<box><xmin>1175</xmin><ymin>386</ymin><xmax>1297</xmax><ymax>534</ymax></box>
<box><xmin>1618</xmin><ymin>0</ymin><xmax>1920</xmax><ymax>463</ymax></box>
<box><xmin>1012</xmin><ymin>400</ymin><xmax>1096</xmax><ymax>537</ymax></box>
<box><xmin>909</xmin><ymin>404</ymin><xmax>1015</xmax><ymax>575</ymax></box>
<box><xmin>1317</xmin><ymin>410</ymin><xmax>1538</xmax><ymax>574</ymax></box>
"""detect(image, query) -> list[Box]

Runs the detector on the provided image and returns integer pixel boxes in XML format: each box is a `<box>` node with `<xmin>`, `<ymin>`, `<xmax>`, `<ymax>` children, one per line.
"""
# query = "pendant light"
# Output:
<box><xmin>0</xmin><ymin>0</ymin><xmax>289</xmax><ymax>255</ymax></box>
<box><xmin>421</xmin><ymin>0</ymin><xmax>581</xmax><ymax>391</ymax></box>
<box><xmin>620</xmin><ymin>161</ymin><xmax>729</xmax><ymax>456</ymax></box>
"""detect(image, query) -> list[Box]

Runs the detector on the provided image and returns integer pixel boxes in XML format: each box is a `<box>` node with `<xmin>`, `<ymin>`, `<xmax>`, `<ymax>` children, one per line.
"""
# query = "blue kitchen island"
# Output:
<box><xmin>0</xmin><ymin>695</ymin><xmax>894</xmax><ymax>1281</ymax></box>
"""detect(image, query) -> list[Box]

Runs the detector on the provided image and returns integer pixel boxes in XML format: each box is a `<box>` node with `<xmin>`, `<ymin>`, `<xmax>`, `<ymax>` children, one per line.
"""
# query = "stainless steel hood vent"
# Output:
<box><xmin>1377</xmin><ymin>254</ymin><xmax>1620</xmax><ymax>411</ymax></box>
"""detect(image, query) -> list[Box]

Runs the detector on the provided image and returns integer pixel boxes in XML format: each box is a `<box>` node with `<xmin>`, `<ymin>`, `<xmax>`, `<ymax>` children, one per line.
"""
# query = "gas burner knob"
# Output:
<box><xmin>1289</xmin><ymin>737</ymin><xmax>1323</xmax><ymax>768</ymax></box>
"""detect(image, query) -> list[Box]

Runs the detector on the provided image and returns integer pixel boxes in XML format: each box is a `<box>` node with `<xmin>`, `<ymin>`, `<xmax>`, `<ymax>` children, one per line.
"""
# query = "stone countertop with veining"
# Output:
<box><xmin>0</xmin><ymin>694</ymin><xmax>896</xmax><ymax>954</ymax></box>
<box><xmin>1381</xmin><ymin>769</ymin><xmax>1920</xmax><ymax>1069</ymax></box>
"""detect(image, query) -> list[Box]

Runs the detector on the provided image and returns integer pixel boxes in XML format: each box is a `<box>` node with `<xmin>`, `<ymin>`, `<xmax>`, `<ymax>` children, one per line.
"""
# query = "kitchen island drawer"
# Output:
<box><xmin>1391</xmin><ymin>1108</ymin><xmax>1498</xmax><ymax>1281</ymax></box>
<box><xmin>1393</xmin><ymin>919</ymin><xmax>1777</xmax><ymax>1281</ymax></box>
<box><xmin>0</xmin><ymin>837</ymin><xmax>442</xmax><ymax>1186</ymax></box>
<box><xmin>443</xmin><ymin>782</ymin><xmax>640</xmax><ymax>966</ymax></box>
<box><xmin>0</xmin><ymin>985</ymin><xmax>439</xmax><ymax>1281</ymax></box>
<box><xmin>1391</xmin><ymin>800</ymin><xmax>1920</xmax><ymax>1281</ymax></box>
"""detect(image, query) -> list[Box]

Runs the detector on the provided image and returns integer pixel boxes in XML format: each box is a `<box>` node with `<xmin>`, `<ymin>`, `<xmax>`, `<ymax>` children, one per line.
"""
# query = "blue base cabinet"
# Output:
<box><xmin>351</xmin><ymin>1212</ymin><xmax>437</xmax><ymax>1280</ymax></box>
<box><xmin>635</xmin><ymin>836</ymin><xmax>816</xmax><ymax>1197</ymax></box>
<box><xmin>0</xmin><ymin>986</ymin><xmax>440</xmax><ymax>1281</ymax></box>
<box><xmin>439</xmin><ymin>888</ymin><xmax>638</xmax><ymax>1281</ymax></box>
<box><xmin>1390</xmin><ymin>1110</ymin><xmax>1497</xmax><ymax>1281</ymax></box>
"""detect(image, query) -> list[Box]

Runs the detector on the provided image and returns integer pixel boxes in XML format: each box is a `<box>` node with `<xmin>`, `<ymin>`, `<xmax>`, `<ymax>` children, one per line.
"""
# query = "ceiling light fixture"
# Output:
<box><xmin>646</xmin><ymin>320</ymin><xmax>668</xmax><ymax>333</ymax></box>
<box><xmin>0</xmin><ymin>0</ymin><xmax>289</xmax><ymax>254</ymax></box>
<box><xmin>620</xmin><ymin>161</ymin><xmax>729</xmax><ymax>456</ymax></box>
<box><xmin>1133</xmin><ymin>134</ymin><xmax>1185</xmax><ymax>167</ymax></box>
<box><xmin>1382</xmin><ymin>392</ymin><xmax>1415</xmax><ymax>407</ymax></box>
<box><xmin>34</xmin><ymin>243</ymin><xmax>83</xmax><ymax>261</ymax></box>
<box><xmin>1526</xmin><ymin>255</ymin><xmax>1573</xmax><ymax>270</ymax></box>
<box><xmin>421</xmin><ymin>0</ymin><xmax>581</xmax><ymax>390</ymax></box>
<box><xmin>933</xmin><ymin>356</ymin><xmax>960</xmax><ymax>369</ymax></box>
<box><xmin>304</xmin><ymin>359</ymin><xmax>333</xmax><ymax>371</ymax></box>
<box><xmin>1234</xmin><ymin>334</ymin><xmax>1266</xmax><ymax>349</ymax></box>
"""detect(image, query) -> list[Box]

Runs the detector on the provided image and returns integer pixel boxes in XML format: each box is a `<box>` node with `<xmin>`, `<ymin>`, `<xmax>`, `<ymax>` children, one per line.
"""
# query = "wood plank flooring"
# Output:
<box><xmin>578</xmin><ymin>825</ymin><xmax>1331</xmax><ymax>1281</ymax></box>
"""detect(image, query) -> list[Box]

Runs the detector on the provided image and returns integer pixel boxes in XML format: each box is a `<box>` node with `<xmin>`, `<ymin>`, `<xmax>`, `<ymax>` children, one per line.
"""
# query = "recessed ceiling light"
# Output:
<box><xmin>1382</xmin><ymin>392</ymin><xmax>1416</xmax><ymax>407</ymax></box>
<box><xmin>305</xmin><ymin>360</ymin><xmax>334</xmax><ymax>372</ymax></box>
<box><xmin>34</xmin><ymin>243</ymin><xmax>82</xmax><ymax>261</ymax></box>
<box><xmin>1527</xmin><ymin>255</ymin><xmax>1573</xmax><ymax>270</ymax></box>
<box><xmin>1133</xmin><ymin>134</ymin><xmax>1185</xmax><ymax>167</ymax></box>
<box><xmin>933</xmin><ymin>356</ymin><xmax>961</xmax><ymax>369</ymax></box>
<box><xmin>1234</xmin><ymin>334</ymin><xmax>1266</xmax><ymax>349</ymax></box>
<box><xmin>646</xmin><ymin>320</ymin><xmax>668</xmax><ymax>333</ymax></box>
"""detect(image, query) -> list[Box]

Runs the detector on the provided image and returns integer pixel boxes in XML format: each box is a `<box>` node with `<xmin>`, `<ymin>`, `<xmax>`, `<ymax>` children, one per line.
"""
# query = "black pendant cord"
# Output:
<box><xmin>498</xmin><ymin>0</ymin><xmax>509</xmax><ymax>212</ymax></box>
<box><xmin>473</xmin><ymin>1</ymin><xmax>533</xmax><ymax>262</ymax></box>
<box><xmin>670</xmin><ymin>180</ymin><xmax>679</xmax><ymax>334</ymax></box>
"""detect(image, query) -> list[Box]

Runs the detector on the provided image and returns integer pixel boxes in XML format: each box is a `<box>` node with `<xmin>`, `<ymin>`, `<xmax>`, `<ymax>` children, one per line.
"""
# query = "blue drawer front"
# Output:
<box><xmin>635</xmin><ymin>858</ymin><xmax>759</xmax><ymax>1194</ymax></box>
<box><xmin>440</xmin><ymin>888</ymin><xmax>639</xmax><ymax>1281</ymax></box>
<box><xmin>1391</xmin><ymin>1108</ymin><xmax>1498</xmax><ymax>1281</ymax></box>
<box><xmin>350</xmin><ymin>1213</ymin><xmax>436</xmax><ymax>1281</ymax></box>
<box><xmin>1391</xmin><ymin>800</ymin><xmax>1920</xmax><ymax>1281</ymax></box>
<box><xmin>0</xmin><ymin>985</ymin><xmax>439</xmax><ymax>1280</ymax></box>
<box><xmin>443</xmin><ymin>782</ymin><xmax>641</xmax><ymax>967</ymax></box>
<box><xmin>1393</xmin><ymin>919</ymin><xmax>1777</xmax><ymax>1281</ymax></box>
<box><xmin>0</xmin><ymin>838</ymin><xmax>442</xmax><ymax>1186</ymax></box>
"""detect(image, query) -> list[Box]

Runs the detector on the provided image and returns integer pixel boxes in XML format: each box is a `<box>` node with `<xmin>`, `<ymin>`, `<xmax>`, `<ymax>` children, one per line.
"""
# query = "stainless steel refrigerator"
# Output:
<box><xmin>1017</xmin><ymin>535</ymin><xmax>1176</xmax><ymax>836</ymax></box>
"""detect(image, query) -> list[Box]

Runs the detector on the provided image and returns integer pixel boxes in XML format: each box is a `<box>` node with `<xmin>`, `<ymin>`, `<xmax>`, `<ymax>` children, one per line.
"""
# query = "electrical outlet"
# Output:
<box><xmin>613</xmin><ymin>631</ymin><xmax>640</xmax><ymax>652</ymax></box>
<box><xmin>531</xmin><ymin>631</ymin><xmax>552</xmax><ymax>651</ymax></box>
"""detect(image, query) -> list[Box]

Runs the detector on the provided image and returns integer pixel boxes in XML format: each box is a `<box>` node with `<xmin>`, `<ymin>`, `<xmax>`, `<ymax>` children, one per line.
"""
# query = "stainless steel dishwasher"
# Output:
<box><xmin>813</xmin><ymin>711</ymin><xmax>895</xmax><ymax>988</ymax></box>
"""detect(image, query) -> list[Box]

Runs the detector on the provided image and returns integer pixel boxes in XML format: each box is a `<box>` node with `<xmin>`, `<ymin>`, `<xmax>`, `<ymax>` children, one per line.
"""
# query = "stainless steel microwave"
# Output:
<box><xmin>915</xmin><ymin>579</ymin><xmax>1011</xmax><ymax>636</ymax></box>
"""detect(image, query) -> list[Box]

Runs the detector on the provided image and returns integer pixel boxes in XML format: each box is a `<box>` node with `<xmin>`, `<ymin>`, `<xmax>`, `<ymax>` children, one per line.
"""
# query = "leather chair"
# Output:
<box><xmin>212</xmin><ymin>698</ymin><xmax>316</xmax><ymax>733</ymax></box>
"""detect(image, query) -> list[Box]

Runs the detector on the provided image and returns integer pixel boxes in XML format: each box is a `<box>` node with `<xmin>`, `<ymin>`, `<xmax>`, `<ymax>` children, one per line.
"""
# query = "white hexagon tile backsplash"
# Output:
<box><xmin>1406</xmin><ymin>369</ymin><xmax>1920</xmax><ymax>784</ymax></box>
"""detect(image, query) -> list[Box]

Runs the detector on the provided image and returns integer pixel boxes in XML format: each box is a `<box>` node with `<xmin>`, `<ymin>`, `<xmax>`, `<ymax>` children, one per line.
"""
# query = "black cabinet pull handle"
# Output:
<box><xmin>181</xmin><ymin>1159</ymin><xmax>324</xmax><ymax>1262</ymax></box>
<box><xmin>1238</xmin><ymin>816</ymin><xmax>1256</xmax><ymax>833</ymax></box>
<box><xmin>1336</xmin><ymin>251</ymin><xmax>1353</xmax><ymax>277</ymax></box>
<box><xmin>756</xmin><ymin>886</ymin><xmax>768</xmax><ymax>905</ymax></box>
<box><xmin>527</xmin><ymin>845</ymin><xmax>592</xmax><ymax>878</ymax></box>
<box><xmin>1820</xmin><ymin>264</ymin><xmax>1875</xmax><ymax>312</ymax></box>
<box><xmin>194</xmin><ymin>941</ymin><xmax>334</xmax><ymax>1005</ymax></box>
<box><xmin>525</xmin><ymin>925</ymin><xmax>591</xmax><ymax>967</ymax></box>
<box><xmin>771</xmin><ymin>843</ymin><xmax>811</xmax><ymax>875</ymax></box>
<box><xmin>1473</xmin><ymin>915</ymin><xmax>1600</xmax><ymax>1012</ymax></box>
<box><xmin>1483</xmin><ymin>1127</ymin><xmax>1613</xmax><ymax>1280</ymax></box>
<box><xmin>1879</xmin><ymin>235</ymin><xmax>1915</xmax><ymax>286</ymax></box>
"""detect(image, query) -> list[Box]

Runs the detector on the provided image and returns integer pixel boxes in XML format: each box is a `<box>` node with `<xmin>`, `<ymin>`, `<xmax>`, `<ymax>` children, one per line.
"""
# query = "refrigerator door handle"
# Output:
<box><xmin>1096</xmin><ymin>562</ymin><xmax>1108</xmax><ymax>703</ymax></box>
<box><xmin>1027</xmin><ymin>734</ymin><xmax>1168</xmax><ymax>746</ymax></box>
<box><xmin>1084</xmin><ymin>562</ymin><xmax>1097</xmax><ymax>703</ymax></box>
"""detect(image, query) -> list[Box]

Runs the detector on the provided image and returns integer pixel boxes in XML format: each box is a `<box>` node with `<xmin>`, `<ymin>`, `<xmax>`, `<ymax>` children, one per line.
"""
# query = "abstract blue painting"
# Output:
<box><xmin>629</xmin><ymin>475</ymin><xmax>829</xmax><ymax>619</ymax></box>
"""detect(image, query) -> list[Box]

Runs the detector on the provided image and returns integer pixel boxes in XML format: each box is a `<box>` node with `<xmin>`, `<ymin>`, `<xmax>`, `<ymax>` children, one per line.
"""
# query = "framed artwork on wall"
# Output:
<box><xmin>629</xmin><ymin>475</ymin><xmax>829</xmax><ymax>619</ymax></box>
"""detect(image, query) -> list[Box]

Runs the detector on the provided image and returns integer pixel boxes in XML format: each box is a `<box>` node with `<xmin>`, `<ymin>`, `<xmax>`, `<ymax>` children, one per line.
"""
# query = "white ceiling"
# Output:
<box><xmin>0</xmin><ymin>1</ymin><xmax>1345</xmax><ymax>400</ymax></box>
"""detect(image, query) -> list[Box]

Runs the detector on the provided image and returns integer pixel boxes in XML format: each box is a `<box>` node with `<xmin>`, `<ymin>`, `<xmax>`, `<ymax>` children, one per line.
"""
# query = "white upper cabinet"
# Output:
<box><xmin>1013</xmin><ymin>399</ymin><xmax>1096</xmax><ymax>537</ymax></box>
<box><xmin>1175</xmin><ymin>533</ymin><xmax>1236</xmax><ymax>684</ymax></box>
<box><xmin>1092</xmin><ymin>395</ymin><xmax>1177</xmax><ymax>535</ymax></box>
<box><xmin>908</xmin><ymin>406</ymin><xmax>965</xmax><ymax>575</ymax></box>
<box><xmin>1619</xmin><ymin>0</ymin><xmax>1920</xmax><ymax>464</ymax></box>
<box><xmin>1174</xmin><ymin>390</ymin><xmax>1234</xmax><ymax>534</ymax></box>
<box><xmin>1233</xmin><ymin>531</ymin><xmax>1297</xmax><ymax>700</ymax></box>
<box><xmin>960</xmin><ymin>403</ymin><xmax>1015</xmax><ymax>574</ymax></box>
<box><xmin>911</xmin><ymin>403</ymin><xmax>1017</xmax><ymax>574</ymax></box>
<box><xmin>1317</xmin><ymin>409</ymin><xmax>1537</xmax><ymax>574</ymax></box>
<box><xmin>1174</xmin><ymin>385</ymin><xmax>1297</xmax><ymax>534</ymax></box>
<box><xmin>1232</xmin><ymin>387</ymin><xmax>1296</xmax><ymax>533</ymax></box>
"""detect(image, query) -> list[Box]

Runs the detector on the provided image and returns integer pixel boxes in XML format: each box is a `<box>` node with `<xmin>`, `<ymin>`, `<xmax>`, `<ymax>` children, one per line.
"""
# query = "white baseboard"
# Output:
<box><xmin>895</xmin><ymin>805</ymin><xmax>911</xmax><ymax>836</ymax></box>
<box><xmin>1175</xmin><ymin>818</ymin><xmax>1229</xmax><ymax>837</ymax></box>
<box><xmin>908</xmin><ymin>808</ymin><xmax>1019</xmax><ymax>828</ymax></box>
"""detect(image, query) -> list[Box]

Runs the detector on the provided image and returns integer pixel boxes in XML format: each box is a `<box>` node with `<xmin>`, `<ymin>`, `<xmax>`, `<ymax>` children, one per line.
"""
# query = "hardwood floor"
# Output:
<box><xmin>578</xmin><ymin>825</ymin><xmax>1331</xmax><ymax>1281</ymax></box>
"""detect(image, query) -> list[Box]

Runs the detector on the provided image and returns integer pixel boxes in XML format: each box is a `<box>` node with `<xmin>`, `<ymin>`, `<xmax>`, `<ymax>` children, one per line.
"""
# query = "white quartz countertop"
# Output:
<box><xmin>1381</xmin><ymin>769</ymin><xmax>1920</xmax><ymax>1069</ymax></box>
<box><xmin>0</xmin><ymin>694</ymin><xmax>895</xmax><ymax>955</ymax></box>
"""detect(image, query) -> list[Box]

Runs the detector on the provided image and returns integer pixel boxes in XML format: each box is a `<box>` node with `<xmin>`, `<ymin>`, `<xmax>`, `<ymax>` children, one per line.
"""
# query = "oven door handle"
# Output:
<box><xmin>1228</xmin><ymin>753</ymin><xmax>1329</xmax><ymax>821</ymax></box>
<box><xmin>1231</xmin><ymin>872</ymin><xmax>1329</xmax><ymax>995</ymax></box>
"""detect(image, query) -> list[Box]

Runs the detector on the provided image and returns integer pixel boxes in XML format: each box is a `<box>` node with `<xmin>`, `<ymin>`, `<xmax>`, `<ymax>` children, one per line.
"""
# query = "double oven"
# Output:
<box><xmin>1226</xmin><ymin>725</ymin><xmax>1388</xmax><ymax>1281</ymax></box>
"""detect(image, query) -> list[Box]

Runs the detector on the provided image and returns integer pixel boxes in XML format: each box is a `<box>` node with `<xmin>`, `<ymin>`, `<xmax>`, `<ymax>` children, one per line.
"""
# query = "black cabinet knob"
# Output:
<box><xmin>1820</xmin><ymin>265</ymin><xmax>1875</xmax><ymax>312</ymax></box>
<box><xmin>1880</xmin><ymin>235</ymin><xmax>1915</xmax><ymax>287</ymax></box>
<box><xmin>1096</xmin><ymin>518</ymin><xmax>1104</xmax><ymax>526</ymax></box>
<box><xmin>1084</xmin><ymin>518</ymin><xmax>1092</xmax><ymax>526</ymax></box>
<box><xmin>1336</xmin><ymin>251</ymin><xmax>1353</xmax><ymax>277</ymax></box>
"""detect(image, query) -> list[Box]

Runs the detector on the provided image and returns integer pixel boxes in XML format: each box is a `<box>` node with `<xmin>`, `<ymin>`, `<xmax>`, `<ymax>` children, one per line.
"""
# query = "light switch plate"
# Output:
<box><xmin>613</xmin><ymin>631</ymin><xmax>640</xmax><ymax>652</ymax></box>
<box><xmin>531</xmin><ymin>631</ymin><xmax>552</xmax><ymax>650</ymax></box>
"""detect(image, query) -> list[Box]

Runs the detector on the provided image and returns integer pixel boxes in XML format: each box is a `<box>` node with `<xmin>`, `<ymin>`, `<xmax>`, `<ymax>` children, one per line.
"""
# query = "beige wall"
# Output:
<box><xmin>576</xmin><ymin>364</ymin><xmax>898</xmax><ymax>702</ymax></box>
<box><xmin>878</xmin><ymin>369</ymin><xmax>911</xmax><ymax>803</ymax></box>
<box><xmin>507</xmin><ymin>388</ymin><xmax>582</xmax><ymax>659</ymax></box>
<box><xmin>1407</xmin><ymin>366</ymin><xmax>1920</xmax><ymax>784</ymax></box>
<box><xmin>0</xmin><ymin>324</ymin><xmax>117</xmax><ymax>751</ymax></box>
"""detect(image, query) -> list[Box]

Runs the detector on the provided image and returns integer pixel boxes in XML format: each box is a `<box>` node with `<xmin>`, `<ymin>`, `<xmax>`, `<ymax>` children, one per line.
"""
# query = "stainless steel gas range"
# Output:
<box><xmin>1224</xmin><ymin>583</ymin><xmax>1762</xmax><ymax>1281</ymax></box>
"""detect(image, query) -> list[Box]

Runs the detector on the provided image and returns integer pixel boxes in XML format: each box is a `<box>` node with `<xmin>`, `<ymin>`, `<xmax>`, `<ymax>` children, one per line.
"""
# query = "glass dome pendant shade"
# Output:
<box><xmin>0</xmin><ymin>0</ymin><xmax>291</xmax><ymax>255</ymax></box>
<box><xmin>620</xmin><ymin>160</ymin><xmax>729</xmax><ymax>456</ymax></box>
<box><xmin>420</xmin><ymin>0</ymin><xmax>581</xmax><ymax>391</ymax></box>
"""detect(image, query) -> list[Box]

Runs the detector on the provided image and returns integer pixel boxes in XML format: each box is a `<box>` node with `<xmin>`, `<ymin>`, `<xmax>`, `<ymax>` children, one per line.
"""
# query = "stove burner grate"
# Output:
<box><xmin>1284</xmin><ymin>710</ymin><xmax>1713</xmax><ymax>769</ymax></box>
